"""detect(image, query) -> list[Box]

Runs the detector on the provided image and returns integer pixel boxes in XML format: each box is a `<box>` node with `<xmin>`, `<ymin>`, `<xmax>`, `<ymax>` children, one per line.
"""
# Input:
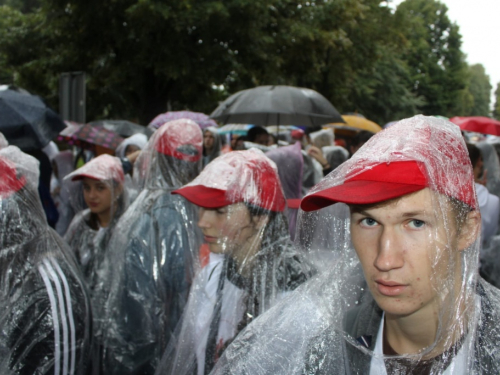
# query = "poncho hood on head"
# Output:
<box><xmin>210</xmin><ymin>116</ymin><xmax>500</xmax><ymax>375</ymax></box>
<box><xmin>174</xmin><ymin>148</ymin><xmax>286</xmax><ymax>212</ymax></box>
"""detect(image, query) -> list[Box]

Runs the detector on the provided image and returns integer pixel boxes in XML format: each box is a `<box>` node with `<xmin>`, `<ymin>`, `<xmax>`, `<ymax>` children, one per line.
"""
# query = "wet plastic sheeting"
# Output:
<box><xmin>0</xmin><ymin>146</ymin><xmax>93</xmax><ymax>374</ymax></box>
<box><xmin>97</xmin><ymin>119</ymin><xmax>203</xmax><ymax>374</ymax></box>
<box><xmin>156</xmin><ymin>149</ymin><xmax>314</xmax><ymax>375</ymax></box>
<box><xmin>63</xmin><ymin>154</ymin><xmax>128</xmax><ymax>294</ymax></box>
<box><xmin>211</xmin><ymin>116</ymin><xmax>500</xmax><ymax>374</ymax></box>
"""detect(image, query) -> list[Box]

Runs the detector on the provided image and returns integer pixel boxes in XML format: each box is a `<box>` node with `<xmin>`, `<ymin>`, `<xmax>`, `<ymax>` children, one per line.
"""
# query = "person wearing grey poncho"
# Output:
<box><xmin>64</xmin><ymin>154</ymin><xmax>128</xmax><ymax>295</ymax></box>
<box><xmin>155</xmin><ymin>148</ymin><xmax>313</xmax><ymax>375</ymax></box>
<box><xmin>97</xmin><ymin>119</ymin><xmax>203</xmax><ymax>375</ymax></box>
<box><xmin>0</xmin><ymin>146</ymin><xmax>94</xmax><ymax>374</ymax></box>
<box><xmin>210</xmin><ymin>116</ymin><xmax>500</xmax><ymax>375</ymax></box>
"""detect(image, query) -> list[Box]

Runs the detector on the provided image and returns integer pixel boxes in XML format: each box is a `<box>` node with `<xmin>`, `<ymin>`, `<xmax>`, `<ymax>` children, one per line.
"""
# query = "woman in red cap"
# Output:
<box><xmin>0</xmin><ymin>146</ymin><xmax>93</xmax><ymax>374</ymax></box>
<box><xmin>63</xmin><ymin>154</ymin><xmax>127</xmax><ymax>292</ymax></box>
<box><xmin>157</xmin><ymin>148</ymin><xmax>313</xmax><ymax>375</ymax></box>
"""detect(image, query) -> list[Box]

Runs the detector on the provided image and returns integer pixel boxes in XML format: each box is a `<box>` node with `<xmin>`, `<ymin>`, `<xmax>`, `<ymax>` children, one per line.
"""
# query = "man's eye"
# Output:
<box><xmin>408</xmin><ymin>220</ymin><xmax>425</xmax><ymax>229</ymax></box>
<box><xmin>360</xmin><ymin>218</ymin><xmax>378</xmax><ymax>227</ymax></box>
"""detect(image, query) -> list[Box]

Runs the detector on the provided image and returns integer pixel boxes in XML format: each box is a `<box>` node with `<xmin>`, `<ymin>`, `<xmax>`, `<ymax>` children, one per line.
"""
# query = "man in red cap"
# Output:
<box><xmin>299</xmin><ymin>115</ymin><xmax>492</xmax><ymax>374</ymax></box>
<box><xmin>210</xmin><ymin>116</ymin><xmax>500</xmax><ymax>375</ymax></box>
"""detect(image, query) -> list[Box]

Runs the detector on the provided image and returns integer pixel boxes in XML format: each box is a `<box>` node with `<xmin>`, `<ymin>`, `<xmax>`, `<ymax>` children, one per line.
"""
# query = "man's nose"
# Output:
<box><xmin>374</xmin><ymin>226</ymin><xmax>404</xmax><ymax>272</ymax></box>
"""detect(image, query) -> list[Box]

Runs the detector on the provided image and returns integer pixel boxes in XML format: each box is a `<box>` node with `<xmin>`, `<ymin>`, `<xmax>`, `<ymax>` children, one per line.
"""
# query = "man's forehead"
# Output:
<box><xmin>349</xmin><ymin>188</ymin><xmax>449</xmax><ymax>215</ymax></box>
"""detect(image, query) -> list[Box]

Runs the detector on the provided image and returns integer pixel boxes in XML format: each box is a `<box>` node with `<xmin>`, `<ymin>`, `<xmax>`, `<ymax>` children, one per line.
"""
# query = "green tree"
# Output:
<box><xmin>395</xmin><ymin>0</ymin><xmax>469</xmax><ymax>117</ymax></box>
<box><xmin>0</xmin><ymin>0</ymin><xmax>466</xmax><ymax>126</ymax></box>
<box><xmin>494</xmin><ymin>82</ymin><xmax>500</xmax><ymax>120</ymax></box>
<box><xmin>464</xmin><ymin>64</ymin><xmax>492</xmax><ymax>116</ymax></box>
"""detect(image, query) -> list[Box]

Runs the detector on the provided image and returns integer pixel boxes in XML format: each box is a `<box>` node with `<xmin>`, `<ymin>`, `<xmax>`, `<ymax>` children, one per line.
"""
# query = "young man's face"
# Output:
<box><xmin>350</xmin><ymin>188</ymin><xmax>464</xmax><ymax>318</ymax></box>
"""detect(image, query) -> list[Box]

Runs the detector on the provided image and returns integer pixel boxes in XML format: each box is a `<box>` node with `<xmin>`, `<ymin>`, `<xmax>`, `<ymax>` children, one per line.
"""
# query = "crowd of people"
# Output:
<box><xmin>1</xmin><ymin>114</ymin><xmax>500</xmax><ymax>374</ymax></box>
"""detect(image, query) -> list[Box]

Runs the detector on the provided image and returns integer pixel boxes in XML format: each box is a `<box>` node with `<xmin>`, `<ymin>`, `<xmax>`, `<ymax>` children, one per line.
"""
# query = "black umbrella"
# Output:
<box><xmin>210</xmin><ymin>85</ymin><xmax>345</xmax><ymax>127</ymax></box>
<box><xmin>88</xmin><ymin>120</ymin><xmax>153</xmax><ymax>138</ymax></box>
<box><xmin>0</xmin><ymin>89</ymin><xmax>66</xmax><ymax>151</ymax></box>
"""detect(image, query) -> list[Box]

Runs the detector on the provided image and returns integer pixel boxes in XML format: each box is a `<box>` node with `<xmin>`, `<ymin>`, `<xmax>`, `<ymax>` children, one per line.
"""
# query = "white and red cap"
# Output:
<box><xmin>153</xmin><ymin>119</ymin><xmax>203</xmax><ymax>162</ymax></box>
<box><xmin>173</xmin><ymin>148</ymin><xmax>287</xmax><ymax>212</ymax></box>
<box><xmin>301</xmin><ymin>115</ymin><xmax>477</xmax><ymax>211</ymax></box>
<box><xmin>66</xmin><ymin>154</ymin><xmax>125</xmax><ymax>184</ymax></box>
<box><xmin>0</xmin><ymin>156</ymin><xmax>26</xmax><ymax>198</ymax></box>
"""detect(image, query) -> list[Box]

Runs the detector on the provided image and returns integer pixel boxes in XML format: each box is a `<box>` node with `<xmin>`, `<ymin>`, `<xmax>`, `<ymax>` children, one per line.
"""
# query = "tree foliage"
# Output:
<box><xmin>494</xmin><ymin>82</ymin><xmax>500</xmax><ymax>120</ymax></box>
<box><xmin>463</xmin><ymin>64</ymin><xmax>492</xmax><ymax>117</ymax></box>
<box><xmin>395</xmin><ymin>0</ymin><xmax>469</xmax><ymax>117</ymax></box>
<box><xmin>0</xmin><ymin>0</ymin><xmax>471</xmax><ymax>126</ymax></box>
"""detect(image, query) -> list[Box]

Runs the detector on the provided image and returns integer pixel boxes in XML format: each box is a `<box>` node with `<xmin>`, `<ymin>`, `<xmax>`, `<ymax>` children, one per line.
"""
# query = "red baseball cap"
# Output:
<box><xmin>154</xmin><ymin>119</ymin><xmax>202</xmax><ymax>162</ymax></box>
<box><xmin>301</xmin><ymin>161</ymin><xmax>428</xmax><ymax>211</ymax></box>
<box><xmin>301</xmin><ymin>116</ymin><xmax>477</xmax><ymax>212</ymax></box>
<box><xmin>0</xmin><ymin>156</ymin><xmax>26</xmax><ymax>198</ymax></box>
<box><xmin>173</xmin><ymin>149</ymin><xmax>286</xmax><ymax>212</ymax></box>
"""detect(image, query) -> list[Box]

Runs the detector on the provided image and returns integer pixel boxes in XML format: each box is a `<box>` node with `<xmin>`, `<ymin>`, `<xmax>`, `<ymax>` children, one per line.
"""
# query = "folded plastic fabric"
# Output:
<box><xmin>156</xmin><ymin>148</ymin><xmax>314</xmax><ymax>375</ymax></box>
<box><xmin>0</xmin><ymin>146</ymin><xmax>94</xmax><ymax>374</ymax></box>
<box><xmin>96</xmin><ymin>119</ymin><xmax>203</xmax><ymax>374</ymax></box>
<box><xmin>210</xmin><ymin>116</ymin><xmax>500</xmax><ymax>374</ymax></box>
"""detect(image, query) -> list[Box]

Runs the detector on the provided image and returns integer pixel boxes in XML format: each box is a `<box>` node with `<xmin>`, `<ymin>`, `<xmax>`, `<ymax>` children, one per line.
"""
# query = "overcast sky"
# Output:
<box><xmin>389</xmin><ymin>0</ymin><xmax>500</xmax><ymax>106</ymax></box>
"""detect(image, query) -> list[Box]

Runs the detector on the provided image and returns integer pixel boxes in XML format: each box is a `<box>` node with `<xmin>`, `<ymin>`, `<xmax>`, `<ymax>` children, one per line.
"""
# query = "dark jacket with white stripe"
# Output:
<box><xmin>0</xmin><ymin>188</ymin><xmax>94</xmax><ymax>374</ymax></box>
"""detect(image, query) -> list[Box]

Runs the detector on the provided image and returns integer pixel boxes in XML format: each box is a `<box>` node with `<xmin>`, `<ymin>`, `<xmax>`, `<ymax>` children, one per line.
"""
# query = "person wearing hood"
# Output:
<box><xmin>211</xmin><ymin>116</ymin><xmax>500</xmax><ymax>375</ymax></box>
<box><xmin>0</xmin><ymin>146</ymin><xmax>94</xmax><ymax>374</ymax></box>
<box><xmin>202</xmin><ymin>127</ymin><xmax>222</xmax><ymax>167</ymax></box>
<box><xmin>51</xmin><ymin>150</ymin><xmax>75</xmax><ymax>236</ymax></box>
<box><xmin>97</xmin><ymin>119</ymin><xmax>203</xmax><ymax>374</ymax></box>
<box><xmin>115</xmin><ymin>133</ymin><xmax>149</xmax><ymax>202</ymax></box>
<box><xmin>266</xmin><ymin>142</ymin><xmax>304</xmax><ymax>240</ymax></box>
<box><xmin>466</xmin><ymin>143</ymin><xmax>499</xmax><ymax>248</ymax></box>
<box><xmin>156</xmin><ymin>148</ymin><xmax>313</xmax><ymax>375</ymax></box>
<box><xmin>64</xmin><ymin>154</ymin><xmax>128</xmax><ymax>294</ymax></box>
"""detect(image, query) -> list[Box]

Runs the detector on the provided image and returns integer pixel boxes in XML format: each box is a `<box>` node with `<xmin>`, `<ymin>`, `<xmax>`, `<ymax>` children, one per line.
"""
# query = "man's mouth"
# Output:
<box><xmin>375</xmin><ymin>279</ymin><xmax>408</xmax><ymax>296</ymax></box>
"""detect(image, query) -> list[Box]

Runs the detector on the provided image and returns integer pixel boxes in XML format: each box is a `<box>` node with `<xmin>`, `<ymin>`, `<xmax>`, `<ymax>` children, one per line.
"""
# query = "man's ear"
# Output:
<box><xmin>458</xmin><ymin>210</ymin><xmax>481</xmax><ymax>251</ymax></box>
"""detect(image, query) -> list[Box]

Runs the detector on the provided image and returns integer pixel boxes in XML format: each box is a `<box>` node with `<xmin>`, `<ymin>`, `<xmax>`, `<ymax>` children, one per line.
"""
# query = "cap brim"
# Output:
<box><xmin>71</xmin><ymin>174</ymin><xmax>102</xmax><ymax>182</ymax></box>
<box><xmin>300</xmin><ymin>180</ymin><xmax>425</xmax><ymax>212</ymax></box>
<box><xmin>172</xmin><ymin>185</ymin><xmax>232</xmax><ymax>209</ymax></box>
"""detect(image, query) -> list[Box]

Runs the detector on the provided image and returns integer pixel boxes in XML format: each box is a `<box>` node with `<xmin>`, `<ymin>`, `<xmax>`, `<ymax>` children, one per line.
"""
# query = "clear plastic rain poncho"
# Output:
<box><xmin>309</xmin><ymin>128</ymin><xmax>335</xmax><ymax>149</ymax></box>
<box><xmin>211</xmin><ymin>115</ymin><xmax>500</xmax><ymax>375</ymax></box>
<box><xmin>322</xmin><ymin>144</ymin><xmax>349</xmax><ymax>171</ymax></box>
<box><xmin>52</xmin><ymin>150</ymin><xmax>75</xmax><ymax>236</ymax></box>
<box><xmin>115</xmin><ymin>133</ymin><xmax>149</xmax><ymax>202</ymax></box>
<box><xmin>266</xmin><ymin>142</ymin><xmax>303</xmax><ymax>240</ymax></box>
<box><xmin>63</xmin><ymin>154</ymin><xmax>128</xmax><ymax>294</ymax></box>
<box><xmin>156</xmin><ymin>148</ymin><xmax>314</xmax><ymax>375</ymax></box>
<box><xmin>203</xmin><ymin>127</ymin><xmax>222</xmax><ymax>167</ymax></box>
<box><xmin>476</xmin><ymin>141</ymin><xmax>500</xmax><ymax>200</ymax></box>
<box><xmin>97</xmin><ymin>119</ymin><xmax>204</xmax><ymax>374</ymax></box>
<box><xmin>0</xmin><ymin>146</ymin><xmax>94</xmax><ymax>374</ymax></box>
<box><xmin>0</xmin><ymin>131</ymin><xmax>9</xmax><ymax>148</ymax></box>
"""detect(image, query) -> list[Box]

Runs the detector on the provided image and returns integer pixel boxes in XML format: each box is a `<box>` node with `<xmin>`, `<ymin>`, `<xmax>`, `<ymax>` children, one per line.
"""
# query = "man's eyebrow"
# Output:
<box><xmin>401</xmin><ymin>210</ymin><xmax>427</xmax><ymax>218</ymax></box>
<box><xmin>351</xmin><ymin>209</ymin><xmax>371</xmax><ymax>216</ymax></box>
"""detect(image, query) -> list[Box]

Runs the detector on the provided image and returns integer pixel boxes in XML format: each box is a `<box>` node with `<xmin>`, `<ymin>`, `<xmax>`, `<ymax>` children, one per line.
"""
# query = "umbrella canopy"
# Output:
<box><xmin>58</xmin><ymin>123</ymin><xmax>124</xmax><ymax>152</ymax></box>
<box><xmin>148</xmin><ymin>111</ymin><xmax>217</xmax><ymax>130</ymax></box>
<box><xmin>217</xmin><ymin>124</ymin><xmax>253</xmax><ymax>135</ymax></box>
<box><xmin>327</xmin><ymin>115</ymin><xmax>382</xmax><ymax>134</ymax></box>
<box><xmin>0</xmin><ymin>89</ymin><xmax>66</xmax><ymax>151</ymax></box>
<box><xmin>449</xmin><ymin>116</ymin><xmax>500</xmax><ymax>136</ymax></box>
<box><xmin>89</xmin><ymin>120</ymin><xmax>152</xmax><ymax>138</ymax></box>
<box><xmin>210</xmin><ymin>85</ymin><xmax>344</xmax><ymax>127</ymax></box>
